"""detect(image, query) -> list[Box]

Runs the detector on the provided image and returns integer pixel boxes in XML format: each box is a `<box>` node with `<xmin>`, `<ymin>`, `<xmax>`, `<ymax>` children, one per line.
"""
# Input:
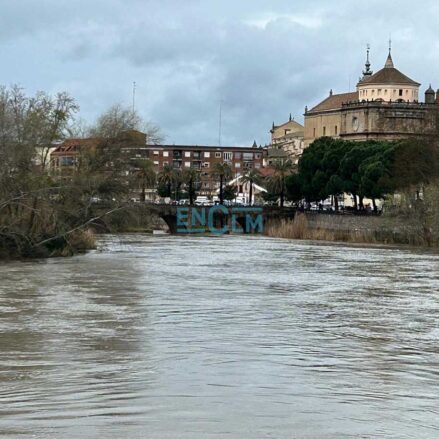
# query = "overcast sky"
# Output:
<box><xmin>1</xmin><ymin>0</ymin><xmax>438</xmax><ymax>145</ymax></box>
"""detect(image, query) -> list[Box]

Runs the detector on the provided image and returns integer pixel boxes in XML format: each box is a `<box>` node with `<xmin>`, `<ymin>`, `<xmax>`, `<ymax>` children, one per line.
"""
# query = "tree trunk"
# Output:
<box><xmin>372</xmin><ymin>198</ymin><xmax>377</xmax><ymax>213</ymax></box>
<box><xmin>334</xmin><ymin>195</ymin><xmax>339</xmax><ymax>212</ymax></box>
<box><xmin>353</xmin><ymin>194</ymin><xmax>358</xmax><ymax>210</ymax></box>
<box><xmin>219</xmin><ymin>175</ymin><xmax>224</xmax><ymax>204</ymax></box>
<box><xmin>167</xmin><ymin>181</ymin><xmax>171</xmax><ymax>198</ymax></box>
<box><xmin>189</xmin><ymin>179</ymin><xmax>194</xmax><ymax>205</ymax></box>
<box><xmin>140</xmin><ymin>180</ymin><xmax>146</xmax><ymax>202</ymax></box>
<box><xmin>280</xmin><ymin>188</ymin><xmax>284</xmax><ymax>207</ymax></box>
<box><xmin>249</xmin><ymin>179</ymin><xmax>253</xmax><ymax>206</ymax></box>
<box><xmin>359</xmin><ymin>196</ymin><xmax>364</xmax><ymax>210</ymax></box>
<box><xmin>27</xmin><ymin>197</ymin><xmax>38</xmax><ymax>235</ymax></box>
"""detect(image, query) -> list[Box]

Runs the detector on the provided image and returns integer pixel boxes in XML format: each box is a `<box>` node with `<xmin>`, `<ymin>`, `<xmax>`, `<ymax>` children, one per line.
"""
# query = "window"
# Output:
<box><xmin>203</xmin><ymin>162</ymin><xmax>210</xmax><ymax>168</ymax></box>
<box><xmin>334</xmin><ymin>125</ymin><xmax>338</xmax><ymax>135</ymax></box>
<box><xmin>204</xmin><ymin>152</ymin><xmax>210</xmax><ymax>158</ymax></box>
<box><xmin>235</xmin><ymin>152</ymin><xmax>241</xmax><ymax>159</ymax></box>
<box><xmin>235</xmin><ymin>162</ymin><xmax>241</xmax><ymax>168</ymax></box>
<box><xmin>223</xmin><ymin>152</ymin><xmax>233</xmax><ymax>161</ymax></box>
<box><xmin>185</xmin><ymin>151</ymin><xmax>191</xmax><ymax>157</ymax></box>
<box><xmin>378</xmin><ymin>89</ymin><xmax>382</xmax><ymax>94</ymax></box>
<box><xmin>313</xmin><ymin>128</ymin><xmax>316</xmax><ymax>137</ymax></box>
<box><xmin>153</xmin><ymin>150</ymin><xmax>159</xmax><ymax>155</ymax></box>
<box><xmin>255</xmin><ymin>153</ymin><xmax>261</xmax><ymax>159</ymax></box>
<box><xmin>163</xmin><ymin>151</ymin><xmax>169</xmax><ymax>157</ymax></box>
<box><xmin>399</xmin><ymin>89</ymin><xmax>403</xmax><ymax>96</ymax></box>
<box><xmin>384</xmin><ymin>90</ymin><xmax>387</xmax><ymax>94</ymax></box>
<box><xmin>255</xmin><ymin>163</ymin><xmax>261</xmax><ymax>169</ymax></box>
<box><xmin>163</xmin><ymin>161</ymin><xmax>168</xmax><ymax>166</ymax></box>
<box><xmin>61</xmin><ymin>157</ymin><xmax>75</xmax><ymax>166</ymax></box>
<box><xmin>153</xmin><ymin>161</ymin><xmax>159</xmax><ymax>165</ymax></box>
<box><xmin>243</xmin><ymin>152</ymin><xmax>253</xmax><ymax>160</ymax></box>
<box><xmin>215</xmin><ymin>152</ymin><xmax>221</xmax><ymax>158</ymax></box>
<box><xmin>323</xmin><ymin>126</ymin><xmax>326</xmax><ymax>136</ymax></box>
<box><xmin>184</xmin><ymin>161</ymin><xmax>191</xmax><ymax>167</ymax></box>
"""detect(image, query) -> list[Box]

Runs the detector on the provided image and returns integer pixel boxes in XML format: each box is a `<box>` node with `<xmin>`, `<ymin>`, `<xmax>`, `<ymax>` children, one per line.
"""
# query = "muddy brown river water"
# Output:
<box><xmin>0</xmin><ymin>235</ymin><xmax>438</xmax><ymax>438</ymax></box>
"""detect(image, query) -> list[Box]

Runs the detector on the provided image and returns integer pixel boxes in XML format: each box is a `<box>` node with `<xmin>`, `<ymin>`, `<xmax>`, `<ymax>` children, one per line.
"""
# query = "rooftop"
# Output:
<box><xmin>51</xmin><ymin>138</ymin><xmax>100</xmax><ymax>154</ymax></box>
<box><xmin>358</xmin><ymin>53</ymin><xmax>420</xmax><ymax>86</ymax></box>
<box><xmin>145</xmin><ymin>144</ymin><xmax>265</xmax><ymax>150</ymax></box>
<box><xmin>308</xmin><ymin>91</ymin><xmax>358</xmax><ymax>113</ymax></box>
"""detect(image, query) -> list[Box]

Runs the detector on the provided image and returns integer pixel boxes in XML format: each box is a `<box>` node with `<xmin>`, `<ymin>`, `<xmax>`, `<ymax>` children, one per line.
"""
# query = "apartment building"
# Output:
<box><xmin>146</xmin><ymin>144</ymin><xmax>266</xmax><ymax>196</ymax></box>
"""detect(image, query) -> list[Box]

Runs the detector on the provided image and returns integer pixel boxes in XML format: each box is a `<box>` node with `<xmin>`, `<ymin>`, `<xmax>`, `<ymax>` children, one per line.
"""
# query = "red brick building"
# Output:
<box><xmin>145</xmin><ymin>144</ymin><xmax>266</xmax><ymax>196</ymax></box>
<box><xmin>50</xmin><ymin>138</ymin><xmax>100</xmax><ymax>176</ymax></box>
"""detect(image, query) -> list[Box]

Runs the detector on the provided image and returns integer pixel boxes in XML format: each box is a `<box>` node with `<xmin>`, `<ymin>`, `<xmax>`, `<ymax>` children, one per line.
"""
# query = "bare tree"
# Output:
<box><xmin>89</xmin><ymin>103</ymin><xmax>164</xmax><ymax>144</ymax></box>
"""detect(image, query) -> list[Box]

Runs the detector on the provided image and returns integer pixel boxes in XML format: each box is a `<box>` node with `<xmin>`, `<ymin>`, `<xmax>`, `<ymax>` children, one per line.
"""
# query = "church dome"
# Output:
<box><xmin>357</xmin><ymin>51</ymin><xmax>420</xmax><ymax>102</ymax></box>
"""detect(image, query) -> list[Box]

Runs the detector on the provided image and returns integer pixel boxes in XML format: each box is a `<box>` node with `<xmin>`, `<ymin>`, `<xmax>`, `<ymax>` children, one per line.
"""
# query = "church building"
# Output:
<box><xmin>304</xmin><ymin>46</ymin><xmax>439</xmax><ymax>146</ymax></box>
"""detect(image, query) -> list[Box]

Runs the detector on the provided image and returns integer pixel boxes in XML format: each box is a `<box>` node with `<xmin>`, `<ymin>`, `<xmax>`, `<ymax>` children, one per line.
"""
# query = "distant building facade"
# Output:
<box><xmin>145</xmin><ymin>144</ymin><xmax>265</xmax><ymax>197</ymax></box>
<box><xmin>269</xmin><ymin>116</ymin><xmax>305</xmax><ymax>164</ymax></box>
<box><xmin>304</xmin><ymin>48</ymin><xmax>439</xmax><ymax>146</ymax></box>
<box><xmin>51</xmin><ymin>138</ymin><xmax>100</xmax><ymax>175</ymax></box>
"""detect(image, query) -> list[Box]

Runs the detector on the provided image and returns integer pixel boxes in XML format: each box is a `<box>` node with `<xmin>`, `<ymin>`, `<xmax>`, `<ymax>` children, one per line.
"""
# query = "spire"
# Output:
<box><xmin>385</xmin><ymin>38</ymin><xmax>394</xmax><ymax>68</ymax></box>
<box><xmin>425</xmin><ymin>84</ymin><xmax>435</xmax><ymax>104</ymax></box>
<box><xmin>362</xmin><ymin>44</ymin><xmax>373</xmax><ymax>77</ymax></box>
<box><xmin>252</xmin><ymin>140</ymin><xmax>257</xmax><ymax>148</ymax></box>
<box><xmin>289</xmin><ymin>113</ymin><xmax>292</xmax><ymax>121</ymax></box>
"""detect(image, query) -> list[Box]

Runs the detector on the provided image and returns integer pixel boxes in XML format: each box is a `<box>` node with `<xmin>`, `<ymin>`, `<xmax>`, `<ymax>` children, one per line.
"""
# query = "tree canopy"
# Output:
<box><xmin>285</xmin><ymin>136</ymin><xmax>439</xmax><ymax>209</ymax></box>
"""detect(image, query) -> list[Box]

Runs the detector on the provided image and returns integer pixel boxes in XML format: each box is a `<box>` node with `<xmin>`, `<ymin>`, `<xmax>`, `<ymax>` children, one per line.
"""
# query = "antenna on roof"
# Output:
<box><xmin>132</xmin><ymin>81</ymin><xmax>136</xmax><ymax>113</ymax></box>
<box><xmin>389</xmin><ymin>34</ymin><xmax>392</xmax><ymax>54</ymax></box>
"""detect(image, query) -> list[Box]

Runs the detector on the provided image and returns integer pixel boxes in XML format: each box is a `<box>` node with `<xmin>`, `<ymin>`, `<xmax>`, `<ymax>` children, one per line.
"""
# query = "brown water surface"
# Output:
<box><xmin>0</xmin><ymin>235</ymin><xmax>438</xmax><ymax>438</ymax></box>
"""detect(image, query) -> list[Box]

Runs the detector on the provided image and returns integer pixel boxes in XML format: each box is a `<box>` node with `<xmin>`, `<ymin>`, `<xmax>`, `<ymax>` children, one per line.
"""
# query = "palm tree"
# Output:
<box><xmin>171</xmin><ymin>169</ymin><xmax>183</xmax><ymax>201</ymax></box>
<box><xmin>268</xmin><ymin>159</ymin><xmax>294</xmax><ymax>207</ymax></box>
<box><xmin>133</xmin><ymin>159</ymin><xmax>156</xmax><ymax>202</ymax></box>
<box><xmin>182</xmin><ymin>168</ymin><xmax>200</xmax><ymax>205</ymax></box>
<box><xmin>240</xmin><ymin>168</ymin><xmax>262</xmax><ymax>206</ymax></box>
<box><xmin>213</xmin><ymin>162</ymin><xmax>232</xmax><ymax>204</ymax></box>
<box><xmin>158</xmin><ymin>164</ymin><xmax>174</xmax><ymax>198</ymax></box>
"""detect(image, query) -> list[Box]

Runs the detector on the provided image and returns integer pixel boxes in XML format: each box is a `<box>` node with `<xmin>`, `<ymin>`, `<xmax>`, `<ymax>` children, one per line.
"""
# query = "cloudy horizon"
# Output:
<box><xmin>1</xmin><ymin>0</ymin><xmax>438</xmax><ymax>146</ymax></box>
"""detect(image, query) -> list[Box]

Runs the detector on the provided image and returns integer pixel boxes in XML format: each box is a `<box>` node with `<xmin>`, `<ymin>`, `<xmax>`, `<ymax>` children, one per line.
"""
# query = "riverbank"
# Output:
<box><xmin>264</xmin><ymin>212</ymin><xmax>436</xmax><ymax>247</ymax></box>
<box><xmin>0</xmin><ymin>228</ymin><xmax>97</xmax><ymax>260</ymax></box>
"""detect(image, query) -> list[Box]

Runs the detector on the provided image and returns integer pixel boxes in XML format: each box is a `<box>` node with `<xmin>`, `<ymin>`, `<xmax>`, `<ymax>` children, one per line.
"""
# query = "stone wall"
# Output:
<box><xmin>303</xmin><ymin>212</ymin><xmax>425</xmax><ymax>246</ymax></box>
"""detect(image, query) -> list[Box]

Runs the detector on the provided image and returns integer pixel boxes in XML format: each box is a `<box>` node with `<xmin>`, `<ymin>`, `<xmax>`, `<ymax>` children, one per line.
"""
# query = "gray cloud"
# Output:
<box><xmin>1</xmin><ymin>0</ymin><xmax>438</xmax><ymax>146</ymax></box>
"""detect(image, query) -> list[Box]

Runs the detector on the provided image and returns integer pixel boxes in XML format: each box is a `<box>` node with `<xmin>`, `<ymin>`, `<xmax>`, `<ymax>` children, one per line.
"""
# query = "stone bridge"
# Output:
<box><xmin>140</xmin><ymin>204</ymin><xmax>296</xmax><ymax>234</ymax></box>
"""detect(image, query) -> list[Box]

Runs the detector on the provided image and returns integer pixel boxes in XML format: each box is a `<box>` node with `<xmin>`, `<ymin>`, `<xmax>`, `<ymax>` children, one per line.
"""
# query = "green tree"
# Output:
<box><xmin>339</xmin><ymin>140</ymin><xmax>385</xmax><ymax>209</ymax></box>
<box><xmin>213</xmin><ymin>162</ymin><xmax>232</xmax><ymax>204</ymax></box>
<box><xmin>223</xmin><ymin>185</ymin><xmax>237</xmax><ymax>202</ymax></box>
<box><xmin>132</xmin><ymin>159</ymin><xmax>156</xmax><ymax>202</ymax></box>
<box><xmin>240</xmin><ymin>168</ymin><xmax>262</xmax><ymax>205</ymax></box>
<box><xmin>268</xmin><ymin>159</ymin><xmax>294</xmax><ymax>207</ymax></box>
<box><xmin>171</xmin><ymin>169</ymin><xmax>183</xmax><ymax>200</ymax></box>
<box><xmin>285</xmin><ymin>173</ymin><xmax>303</xmax><ymax>203</ymax></box>
<box><xmin>158</xmin><ymin>164</ymin><xmax>174</xmax><ymax>198</ymax></box>
<box><xmin>182</xmin><ymin>168</ymin><xmax>200</xmax><ymax>205</ymax></box>
<box><xmin>390</xmin><ymin>138</ymin><xmax>439</xmax><ymax>190</ymax></box>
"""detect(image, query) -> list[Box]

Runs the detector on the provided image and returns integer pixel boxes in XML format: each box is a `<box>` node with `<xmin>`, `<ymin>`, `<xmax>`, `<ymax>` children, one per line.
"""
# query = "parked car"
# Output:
<box><xmin>195</xmin><ymin>196</ymin><xmax>209</xmax><ymax>206</ymax></box>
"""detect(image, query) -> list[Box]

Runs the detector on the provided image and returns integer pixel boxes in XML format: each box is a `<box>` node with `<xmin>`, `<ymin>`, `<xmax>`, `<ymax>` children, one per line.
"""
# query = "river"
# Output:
<box><xmin>0</xmin><ymin>235</ymin><xmax>438</xmax><ymax>438</ymax></box>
